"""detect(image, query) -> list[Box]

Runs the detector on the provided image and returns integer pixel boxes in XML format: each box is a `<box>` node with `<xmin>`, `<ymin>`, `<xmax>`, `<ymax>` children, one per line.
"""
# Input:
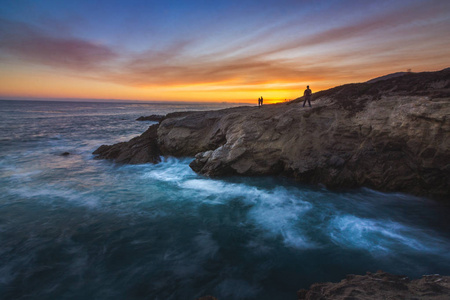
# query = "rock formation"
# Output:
<box><xmin>136</xmin><ymin>114</ymin><xmax>165</xmax><ymax>122</ymax></box>
<box><xmin>297</xmin><ymin>271</ymin><xmax>450</xmax><ymax>300</ymax></box>
<box><xmin>93</xmin><ymin>124</ymin><xmax>160</xmax><ymax>164</ymax></box>
<box><xmin>93</xmin><ymin>68</ymin><xmax>450</xmax><ymax>199</ymax></box>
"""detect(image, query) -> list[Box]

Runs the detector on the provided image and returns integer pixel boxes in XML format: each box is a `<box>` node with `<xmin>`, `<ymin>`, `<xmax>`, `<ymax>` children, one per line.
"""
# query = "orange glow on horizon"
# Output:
<box><xmin>0</xmin><ymin>66</ymin><xmax>337</xmax><ymax>103</ymax></box>
<box><xmin>1</xmin><ymin>1</ymin><xmax>449</xmax><ymax>103</ymax></box>
<box><xmin>1</xmin><ymin>62</ymin><xmax>448</xmax><ymax>103</ymax></box>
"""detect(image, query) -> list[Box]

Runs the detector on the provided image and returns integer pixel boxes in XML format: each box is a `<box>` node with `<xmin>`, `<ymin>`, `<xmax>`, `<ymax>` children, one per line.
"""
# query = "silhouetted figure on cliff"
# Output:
<box><xmin>260</xmin><ymin>96</ymin><xmax>263</xmax><ymax>106</ymax></box>
<box><xmin>258</xmin><ymin>97</ymin><xmax>261</xmax><ymax>107</ymax></box>
<box><xmin>303</xmin><ymin>85</ymin><xmax>312</xmax><ymax>107</ymax></box>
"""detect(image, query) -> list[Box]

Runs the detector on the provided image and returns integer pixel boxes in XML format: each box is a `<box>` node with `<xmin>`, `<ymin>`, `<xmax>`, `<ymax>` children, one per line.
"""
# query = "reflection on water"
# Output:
<box><xmin>1</xmin><ymin>100</ymin><xmax>449</xmax><ymax>300</ymax></box>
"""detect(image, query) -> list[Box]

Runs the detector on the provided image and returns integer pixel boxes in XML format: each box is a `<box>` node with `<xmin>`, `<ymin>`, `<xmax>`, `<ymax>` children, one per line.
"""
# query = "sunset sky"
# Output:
<box><xmin>0</xmin><ymin>0</ymin><xmax>449</xmax><ymax>103</ymax></box>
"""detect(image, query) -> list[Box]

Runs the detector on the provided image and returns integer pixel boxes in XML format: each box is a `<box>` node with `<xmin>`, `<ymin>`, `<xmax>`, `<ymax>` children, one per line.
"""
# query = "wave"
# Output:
<box><xmin>2</xmin><ymin>101</ymin><xmax>450</xmax><ymax>300</ymax></box>
<box><xmin>328</xmin><ymin>215</ymin><xmax>450</xmax><ymax>256</ymax></box>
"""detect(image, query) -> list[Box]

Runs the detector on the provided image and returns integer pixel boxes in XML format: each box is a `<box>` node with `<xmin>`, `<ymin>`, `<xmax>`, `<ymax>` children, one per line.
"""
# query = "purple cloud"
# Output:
<box><xmin>0</xmin><ymin>19</ymin><xmax>117</xmax><ymax>71</ymax></box>
<box><xmin>1</xmin><ymin>0</ymin><xmax>448</xmax><ymax>92</ymax></box>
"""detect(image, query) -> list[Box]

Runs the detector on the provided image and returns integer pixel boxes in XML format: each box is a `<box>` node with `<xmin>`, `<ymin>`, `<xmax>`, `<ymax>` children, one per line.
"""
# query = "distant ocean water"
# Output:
<box><xmin>1</xmin><ymin>100</ymin><xmax>449</xmax><ymax>300</ymax></box>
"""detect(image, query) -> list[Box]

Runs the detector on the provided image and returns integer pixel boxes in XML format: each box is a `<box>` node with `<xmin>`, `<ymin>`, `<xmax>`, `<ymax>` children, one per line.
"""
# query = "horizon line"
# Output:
<box><xmin>0</xmin><ymin>97</ymin><xmax>255</xmax><ymax>105</ymax></box>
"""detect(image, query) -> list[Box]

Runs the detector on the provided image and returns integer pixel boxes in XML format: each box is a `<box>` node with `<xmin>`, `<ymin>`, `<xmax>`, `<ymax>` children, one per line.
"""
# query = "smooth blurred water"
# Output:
<box><xmin>1</xmin><ymin>100</ymin><xmax>449</xmax><ymax>300</ymax></box>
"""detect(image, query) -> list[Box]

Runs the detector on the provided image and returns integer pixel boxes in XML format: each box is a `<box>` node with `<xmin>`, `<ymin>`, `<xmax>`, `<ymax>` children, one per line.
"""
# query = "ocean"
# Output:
<box><xmin>1</xmin><ymin>100</ymin><xmax>449</xmax><ymax>300</ymax></box>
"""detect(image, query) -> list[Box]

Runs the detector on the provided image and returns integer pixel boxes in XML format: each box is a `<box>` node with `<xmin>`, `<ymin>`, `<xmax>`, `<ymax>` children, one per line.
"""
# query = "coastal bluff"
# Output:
<box><xmin>94</xmin><ymin>68</ymin><xmax>450</xmax><ymax>199</ymax></box>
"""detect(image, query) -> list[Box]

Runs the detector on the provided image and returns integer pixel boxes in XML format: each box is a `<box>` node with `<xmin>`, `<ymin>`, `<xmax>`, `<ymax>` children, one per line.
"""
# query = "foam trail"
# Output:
<box><xmin>142</xmin><ymin>157</ymin><xmax>197</xmax><ymax>182</ymax></box>
<box><xmin>182</xmin><ymin>176</ymin><xmax>316</xmax><ymax>248</ymax></box>
<box><xmin>143</xmin><ymin>157</ymin><xmax>317</xmax><ymax>249</ymax></box>
<box><xmin>328</xmin><ymin>215</ymin><xmax>450</xmax><ymax>255</ymax></box>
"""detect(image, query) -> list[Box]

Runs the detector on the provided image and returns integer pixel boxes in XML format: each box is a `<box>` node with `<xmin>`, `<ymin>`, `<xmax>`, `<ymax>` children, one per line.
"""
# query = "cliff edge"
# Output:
<box><xmin>94</xmin><ymin>68</ymin><xmax>450</xmax><ymax>199</ymax></box>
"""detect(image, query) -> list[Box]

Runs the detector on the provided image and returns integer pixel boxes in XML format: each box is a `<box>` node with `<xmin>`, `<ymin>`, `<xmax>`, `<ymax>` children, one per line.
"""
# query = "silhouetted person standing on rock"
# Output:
<box><xmin>303</xmin><ymin>85</ymin><xmax>312</xmax><ymax>107</ymax></box>
<box><xmin>258</xmin><ymin>97</ymin><xmax>261</xmax><ymax>107</ymax></box>
<box><xmin>260</xmin><ymin>96</ymin><xmax>263</xmax><ymax>106</ymax></box>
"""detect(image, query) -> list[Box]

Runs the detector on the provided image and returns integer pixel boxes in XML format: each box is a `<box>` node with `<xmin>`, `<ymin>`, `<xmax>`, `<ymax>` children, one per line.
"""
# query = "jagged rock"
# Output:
<box><xmin>297</xmin><ymin>271</ymin><xmax>450</xmax><ymax>300</ymax></box>
<box><xmin>136</xmin><ymin>114</ymin><xmax>165</xmax><ymax>122</ymax></box>
<box><xmin>93</xmin><ymin>68</ymin><xmax>450</xmax><ymax>199</ymax></box>
<box><xmin>93</xmin><ymin>124</ymin><xmax>160</xmax><ymax>164</ymax></box>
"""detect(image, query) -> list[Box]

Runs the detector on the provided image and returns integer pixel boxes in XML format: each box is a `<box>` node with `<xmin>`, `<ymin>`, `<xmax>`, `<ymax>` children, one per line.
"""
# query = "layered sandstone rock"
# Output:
<box><xmin>93</xmin><ymin>69</ymin><xmax>450</xmax><ymax>199</ymax></box>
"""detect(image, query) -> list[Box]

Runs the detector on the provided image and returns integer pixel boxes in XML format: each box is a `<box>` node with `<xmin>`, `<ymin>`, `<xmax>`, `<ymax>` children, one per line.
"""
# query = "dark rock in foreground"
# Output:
<box><xmin>196</xmin><ymin>296</ymin><xmax>218</xmax><ymax>300</ymax></box>
<box><xmin>297</xmin><ymin>271</ymin><xmax>450</xmax><ymax>300</ymax></box>
<box><xmin>93</xmin><ymin>124</ymin><xmax>160</xmax><ymax>164</ymax></box>
<box><xmin>93</xmin><ymin>68</ymin><xmax>450</xmax><ymax>199</ymax></box>
<box><xmin>136</xmin><ymin>114</ymin><xmax>165</xmax><ymax>122</ymax></box>
<box><xmin>192</xmin><ymin>272</ymin><xmax>450</xmax><ymax>300</ymax></box>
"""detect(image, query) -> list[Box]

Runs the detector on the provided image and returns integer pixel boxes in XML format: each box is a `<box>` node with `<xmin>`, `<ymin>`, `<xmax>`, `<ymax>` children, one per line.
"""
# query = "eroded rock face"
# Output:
<box><xmin>165</xmin><ymin>70</ymin><xmax>450</xmax><ymax>198</ymax></box>
<box><xmin>157</xmin><ymin>110</ymin><xmax>232</xmax><ymax>157</ymax></box>
<box><xmin>93</xmin><ymin>69</ymin><xmax>450</xmax><ymax>199</ymax></box>
<box><xmin>297</xmin><ymin>271</ymin><xmax>450</xmax><ymax>300</ymax></box>
<box><xmin>162</xmin><ymin>94</ymin><xmax>449</xmax><ymax>198</ymax></box>
<box><xmin>93</xmin><ymin>124</ymin><xmax>160</xmax><ymax>164</ymax></box>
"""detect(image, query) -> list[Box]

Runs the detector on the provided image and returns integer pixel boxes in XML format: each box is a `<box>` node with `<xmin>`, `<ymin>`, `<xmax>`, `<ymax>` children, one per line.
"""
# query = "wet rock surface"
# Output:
<box><xmin>93</xmin><ymin>69</ymin><xmax>450</xmax><ymax>199</ymax></box>
<box><xmin>297</xmin><ymin>271</ymin><xmax>450</xmax><ymax>300</ymax></box>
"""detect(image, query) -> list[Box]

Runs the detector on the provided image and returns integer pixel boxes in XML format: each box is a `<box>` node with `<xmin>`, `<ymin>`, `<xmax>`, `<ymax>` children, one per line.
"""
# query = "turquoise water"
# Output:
<box><xmin>1</xmin><ymin>100</ymin><xmax>449</xmax><ymax>300</ymax></box>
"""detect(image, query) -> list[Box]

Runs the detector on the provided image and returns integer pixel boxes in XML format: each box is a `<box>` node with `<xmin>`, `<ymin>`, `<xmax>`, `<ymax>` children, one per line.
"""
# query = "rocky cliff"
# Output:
<box><xmin>94</xmin><ymin>68</ymin><xmax>450</xmax><ymax>199</ymax></box>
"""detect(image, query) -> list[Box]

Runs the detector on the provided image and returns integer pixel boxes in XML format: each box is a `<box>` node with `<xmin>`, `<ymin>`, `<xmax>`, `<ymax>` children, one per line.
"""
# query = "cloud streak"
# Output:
<box><xmin>0</xmin><ymin>19</ymin><xmax>117</xmax><ymax>71</ymax></box>
<box><xmin>0</xmin><ymin>0</ymin><xmax>449</xmax><ymax>101</ymax></box>
<box><xmin>0</xmin><ymin>18</ymin><xmax>321</xmax><ymax>87</ymax></box>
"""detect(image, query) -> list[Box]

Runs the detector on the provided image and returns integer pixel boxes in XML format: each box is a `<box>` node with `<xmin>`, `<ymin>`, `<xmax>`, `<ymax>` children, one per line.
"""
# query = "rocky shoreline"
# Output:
<box><xmin>195</xmin><ymin>271</ymin><xmax>450</xmax><ymax>300</ymax></box>
<box><xmin>297</xmin><ymin>271</ymin><xmax>450</xmax><ymax>299</ymax></box>
<box><xmin>94</xmin><ymin>69</ymin><xmax>450</xmax><ymax>297</ymax></box>
<box><xmin>94</xmin><ymin>68</ymin><xmax>450</xmax><ymax>199</ymax></box>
